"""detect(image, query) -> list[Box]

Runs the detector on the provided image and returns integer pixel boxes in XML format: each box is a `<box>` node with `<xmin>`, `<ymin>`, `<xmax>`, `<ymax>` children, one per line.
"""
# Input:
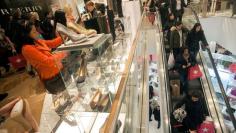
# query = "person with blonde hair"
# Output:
<box><xmin>85</xmin><ymin>1</ymin><xmax>98</xmax><ymax>18</ymax></box>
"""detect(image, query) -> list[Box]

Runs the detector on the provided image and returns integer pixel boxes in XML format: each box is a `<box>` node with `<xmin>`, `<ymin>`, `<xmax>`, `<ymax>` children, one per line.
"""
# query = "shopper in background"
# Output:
<box><xmin>171</xmin><ymin>0</ymin><xmax>187</xmax><ymax>22</ymax></box>
<box><xmin>186</xmin><ymin>23</ymin><xmax>207</xmax><ymax>59</ymax></box>
<box><xmin>6</xmin><ymin>9</ymin><xmax>23</xmax><ymax>53</ymax></box>
<box><xmin>20</xmin><ymin>20</ymin><xmax>67</xmax><ymax>94</ymax></box>
<box><xmin>85</xmin><ymin>1</ymin><xmax>98</xmax><ymax>18</ymax></box>
<box><xmin>29</xmin><ymin>12</ymin><xmax>43</xmax><ymax>35</ymax></box>
<box><xmin>149</xmin><ymin>85</ymin><xmax>154</xmax><ymax>121</ymax></box>
<box><xmin>175</xmin><ymin>47</ymin><xmax>196</xmax><ymax>93</ymax></box>
<box><xmin>175</xmin><ymin>90</ymin><xmax>205</xmax><ymax>132</ymax></box>
<box><xmin>158</xmin><ymin>0</ymin><xmax>171</xmax><ymax>25</ymax></box>
<box><xmin>40</xmin><ymin>11</ymin><xmax>55</xmax><ymax>40</ymax></box>
<box><xmin>0</xmin><ymin>26</ymin><xmax>15</xmax><ymax>76</ymax></box>
<box><xmin>163</xmin><ymin>13</ymin><xmax>176</xmax><ymax>45</ymax></box>
<box><xmin>170</xmin><ymin>22</ymin><xmax>189</xmax><ymax>59</ymax></box>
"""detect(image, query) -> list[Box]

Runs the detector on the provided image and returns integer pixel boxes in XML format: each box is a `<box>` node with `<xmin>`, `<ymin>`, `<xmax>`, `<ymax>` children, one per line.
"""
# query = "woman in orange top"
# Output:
<box><xmin>20</xmin><ymin>20</ymin><xmax>67</xmax><ymax>94</ymax></box>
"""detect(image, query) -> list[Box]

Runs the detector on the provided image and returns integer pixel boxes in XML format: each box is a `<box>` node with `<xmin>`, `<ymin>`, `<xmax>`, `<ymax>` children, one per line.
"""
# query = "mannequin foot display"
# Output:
<box><xmin>56</xmin><ymin>23</ymin><xmax>87</xmax><ymax>43</ymax></box>
<box><xmin>67</xmin><ymin>22</ymin><xmax>97</xmax><ymax>37</ymax></box>
<box><xmin>90</xmin><ymin>90</ymin><xmax>102</xmax><ymax>110</ymax></box>
<box><xmin>76</xmin><ymin>52</ymin><xmax>88</xmax><ymax>83</ymax></box>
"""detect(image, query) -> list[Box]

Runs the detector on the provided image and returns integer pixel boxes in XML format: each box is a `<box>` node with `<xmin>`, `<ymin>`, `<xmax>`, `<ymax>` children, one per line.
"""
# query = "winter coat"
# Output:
<box><xmin>186</xmin><ymin>31</ymin><xmax>207</xmax><ymax>52</ymax></box>
<box><xmin>170</xmin><ymin>28</ymin><xmax>189</xmax><ymax>49</ymax></box>
<box><xmin>175</xmin><ymin>53</ymin><xmax>196</xmax><ymax>76</ymax></box>
<box><xmin>175</xmin><ymin>96</ymin><xmax>205</xmax><ymax>130</ymax></box>
<box><xmin>22</xmin><ymin>37</ymin><xmax>66</xmax><ymax>80</ymax></box>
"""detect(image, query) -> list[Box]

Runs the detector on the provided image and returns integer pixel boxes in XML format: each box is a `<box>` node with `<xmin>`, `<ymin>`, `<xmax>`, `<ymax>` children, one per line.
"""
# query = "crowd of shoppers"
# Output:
<box><xmin>146</xmin><ymin>0</ymin><xmax>210</xmax><ymax>132</ymax></box>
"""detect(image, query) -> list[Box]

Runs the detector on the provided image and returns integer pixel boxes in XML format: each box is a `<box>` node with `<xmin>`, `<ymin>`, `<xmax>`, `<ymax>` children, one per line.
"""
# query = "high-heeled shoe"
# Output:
<box><xmin>56</xmin><ymin>23</ymin><xmax>87</xmax><ymax>42</ymax></box>
<box><xmin>90</xmin><ymin>90</ymin><xmax>102</xmax><ymax>110</ymax></box>
<box><xmin>67</xmin><ymin>22</ymin><xmax>97</xmax><ymax>37</ymax></box>
<box><xmin>10</xmin><ymin>99</ymin><xmax>23</xmax><ymax>118</ymax></box>
<box><xmin>76</xmin><ymin>52</ymin><xmax>87</xmax><ymax>83</ymax></box>
<box><xmin>97</xmin><ymin>93</ymin><xmax>109</xmax><ymax>112</ymax></box>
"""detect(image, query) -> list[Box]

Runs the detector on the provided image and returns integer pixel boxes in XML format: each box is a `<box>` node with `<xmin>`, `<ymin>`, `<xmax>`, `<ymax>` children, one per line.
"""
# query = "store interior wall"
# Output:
<box><xmin>200</xmin><ymin>17</ymin><xmax>236</xmax><ymax>55</ymax></box>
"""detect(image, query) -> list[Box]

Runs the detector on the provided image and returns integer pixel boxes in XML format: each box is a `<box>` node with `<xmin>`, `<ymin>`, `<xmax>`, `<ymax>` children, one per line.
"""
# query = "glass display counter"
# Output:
<box><xmin>202</xmin><ymin>51</ymin><xmax>236</xmax><ymax>132</ymax></box>
<box><xmin>39</xmin><ymin>32</ymin><xmax>133</xmax><ymax>132</ymax></box>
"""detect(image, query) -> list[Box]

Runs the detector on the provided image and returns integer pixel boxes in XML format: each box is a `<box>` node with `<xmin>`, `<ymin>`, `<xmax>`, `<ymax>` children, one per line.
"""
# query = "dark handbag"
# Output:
<box><xmin>43</xmin><ymin>74</ymin><xmax>66</xmax><ymax>94</ymax></box>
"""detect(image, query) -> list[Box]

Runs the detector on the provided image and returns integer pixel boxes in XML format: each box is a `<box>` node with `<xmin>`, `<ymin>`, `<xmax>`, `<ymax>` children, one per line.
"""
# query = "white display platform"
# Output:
<box><xmin>57</xmin><ymin>34</ymin><xmax>106</xmax><ymax>51</ymax></box>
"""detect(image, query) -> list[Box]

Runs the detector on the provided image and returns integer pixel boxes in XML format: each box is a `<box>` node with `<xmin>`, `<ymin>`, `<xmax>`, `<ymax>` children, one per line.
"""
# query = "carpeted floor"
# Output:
<box><xmin>0</xmin><ymin>71</ymin><xmax>45</xmax><ymax>124</ymax></box>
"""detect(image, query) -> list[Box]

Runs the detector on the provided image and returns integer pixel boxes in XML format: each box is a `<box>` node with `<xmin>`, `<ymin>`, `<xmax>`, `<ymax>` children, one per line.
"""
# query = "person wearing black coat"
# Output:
<box><xmin>149</xmin><ymin>85</ymin><xmax>154</xmax><ymax>121</ymax></box>
<box><xmin>186</xmin><ymin>23</ymin><xmax>207</xmax><ymax>59</ymax></box>
<box><xmin>163</xmin><ymin>13</ymin><xmax>176</xmax><ymax>45</ymax></box>
<box><xmin>40</xmin><ymin>11</ymin><xmax>55</xmax><ymax>40</ymax></box>
<box><xmin>171</xmin><ymin>0</ymin><xmax>187</xmax><ymax>22</ymax></box>
<box><xmin>170</xmin><ymin>22</ymin><xmax>189</xmax><ymax>59</ymax></box>
<box><xmin>175</xmin><ymin>90</ymin><xmax>205</xmax><ymax>132</ymax></box>
<box><xmin>175</xmin><ymin>47</ymin><xmax>196</xmax><ymax>93</ymax></box>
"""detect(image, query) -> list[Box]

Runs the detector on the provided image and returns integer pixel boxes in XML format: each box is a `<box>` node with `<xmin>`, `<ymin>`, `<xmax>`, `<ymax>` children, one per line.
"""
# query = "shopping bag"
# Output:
<box><xmin>168</xmin><ymin>52</ymin><xmax>175</xmax><ymax>69</ymax></box>
<box><xmin>188</xmin><ymin>65</ymin><xmax>202</xmax><ymax>80</ymax></box>
<box><xmin>170</xmin><ymin>80</ymin><xmax>180</xmax><ymax>97</ymax></box>
<box><xmin>173</xmin><ymin>104</ymin><xmax>187</xmax><ymax>123</ymax></box>
<box><xmin>229</xmin><ymin>63</ymin><xmax>236</xmax><ymax>73</ymax></box>
<box><xmin>197</xmin><ymin>121</ymin><xmax>215</xmax><ymax>133</ymax></box>
<box><xmin>8</xmin><ymin>54</ymin><xmax>27</xmax><ymax>69</ymax></box>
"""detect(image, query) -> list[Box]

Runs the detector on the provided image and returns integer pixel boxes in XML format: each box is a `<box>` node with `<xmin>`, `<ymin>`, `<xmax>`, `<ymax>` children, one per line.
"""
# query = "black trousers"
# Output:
<box><xmin>174</xmin><ymin>10</ymin><xmax>183</xmax><ymax>22</ymax></box>
<box><xmin>117</xmin><ymin>0</ymin><xmax>124</xmax><ymax>17</ymax></box>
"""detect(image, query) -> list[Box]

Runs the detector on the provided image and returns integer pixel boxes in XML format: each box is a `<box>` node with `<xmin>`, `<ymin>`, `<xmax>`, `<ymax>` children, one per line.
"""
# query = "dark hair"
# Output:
<box><xmin>191</xmin><ymin>23</ymin><xmax>202</xmax><ymax>33</ymax></box>
<box><xmin>190</xmin><ymin>90</ymin><xmax>202</xmax><ymax>99</ymax></box>
<box><xmin>19</xmin><ymin>20</ymin><xmax>35</xmax><ymax>45</ymax></box>
<box><xmin>176</xmin><ymin>21</ymin><xmax>182</xmax><ymax>26</ymax></box>
<box><xmin>54</xmin><ymin>10</ymin><xmax>67</xmax><ymax>26</ymax></box>
<box><xmin>180</xmin><ymin>46</ymin><xmax>189</xmax><ymax>54</ymax></box>
<box><xmin>53</xmin><ymin>10</ymin><xmax>67</xmax><ymax>37</ymax></box>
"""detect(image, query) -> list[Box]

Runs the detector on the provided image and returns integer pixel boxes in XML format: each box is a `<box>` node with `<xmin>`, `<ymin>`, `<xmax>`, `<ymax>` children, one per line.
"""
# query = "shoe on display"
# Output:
<box><xmin>56</xmin><ymin>23</ymin><xmax>87</xmax><ymax>43</ymax></box>
<box><xmin>97</xmin><ymin>93</ymin><xmax>109</xmax><ymax>112</ymax></box>
<box><xmin>90</xmin><ymin>90</ymin><xmax>102</xmax><ymax>110</ymax></box>
<box><xmin>76</xmin><ymin>52</ymin><xmax>88</xmax><ymax>83</ymax></box>
<box><xmin>10</xmin><ymin>99</ymin><xmax>24</xmax><ymax>118</ymax></box>
<box><xmin>67</xmin><ymin>22</ymin><xmax>97</xmax><ymax>37</ymax></box>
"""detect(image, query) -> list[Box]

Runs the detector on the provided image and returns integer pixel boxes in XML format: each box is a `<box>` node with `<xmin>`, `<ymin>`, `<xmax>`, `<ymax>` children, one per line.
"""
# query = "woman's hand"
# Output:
<box><xmin>182</xmin><ymin>65</ymin><xmax>186</xmax><ymax>69</ymax></box>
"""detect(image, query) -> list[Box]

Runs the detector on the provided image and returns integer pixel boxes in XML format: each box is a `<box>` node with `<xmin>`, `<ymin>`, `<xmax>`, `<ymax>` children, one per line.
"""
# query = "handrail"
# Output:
<box><xmin>155</xmin><ymin>11</ymin><xmax>173</xmax><ymax>133</ymax></box>
<box><xmin>102</xmin><ymin>13</ymin><xmax>145</xmax><ymax>132</ymax></box>
<box><xmin>189</xmin><ymin>7</ymin><xmax>236</xmax><ymax>130</ymax></box>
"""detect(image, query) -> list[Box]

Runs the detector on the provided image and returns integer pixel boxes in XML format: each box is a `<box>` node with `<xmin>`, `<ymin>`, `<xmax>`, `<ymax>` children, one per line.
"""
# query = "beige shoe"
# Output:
<box><xmin>67</xmin><ymin>22</ymin><xmax>97</xmax><ymax>37</ymax></box>
<box><xmin>90</xmin><ymin>90</ymin><xmax>102</xmax><ymax>110</ymax></box>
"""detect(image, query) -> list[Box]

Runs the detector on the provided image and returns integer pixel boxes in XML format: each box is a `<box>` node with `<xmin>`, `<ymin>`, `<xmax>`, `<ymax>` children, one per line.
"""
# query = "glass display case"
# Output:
<box><xmin>202</xmin><ymin>51</ymin><xmax>236</xmax><ymax>132</ymax></box>
<box><xmin>38</xmin><ymin>32</ymin><xmax>135</xmax><ymax>132</ymax></box>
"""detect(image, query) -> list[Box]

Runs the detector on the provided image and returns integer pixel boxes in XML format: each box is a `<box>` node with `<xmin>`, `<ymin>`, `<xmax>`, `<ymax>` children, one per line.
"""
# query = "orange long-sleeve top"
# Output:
<box><xmin>22</xmin><ymin>37</ymin><xmax>66</xmax><ymax>80</ymax></box>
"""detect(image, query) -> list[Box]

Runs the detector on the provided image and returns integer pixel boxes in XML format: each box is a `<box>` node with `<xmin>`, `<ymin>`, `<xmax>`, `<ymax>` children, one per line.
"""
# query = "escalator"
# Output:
<box><xmin>158</xmin><ymin>6</ymin><xmax>236</xmax><ymax>133</ymax></box>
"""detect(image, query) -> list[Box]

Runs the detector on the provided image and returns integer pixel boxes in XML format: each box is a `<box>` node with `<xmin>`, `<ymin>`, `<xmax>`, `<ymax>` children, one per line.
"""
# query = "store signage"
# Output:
<box><xmin>0</xmin><ymin>6</ymin><xmax>43</xmax><ymax>15</ymax></box>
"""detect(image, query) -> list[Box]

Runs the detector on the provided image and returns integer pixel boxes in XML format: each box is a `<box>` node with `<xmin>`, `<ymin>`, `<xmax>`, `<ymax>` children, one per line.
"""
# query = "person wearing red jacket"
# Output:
<box><xmin>20</xmin><ymin>20</ymin><xmax>67</xmax><ymax>94</ymax></box>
